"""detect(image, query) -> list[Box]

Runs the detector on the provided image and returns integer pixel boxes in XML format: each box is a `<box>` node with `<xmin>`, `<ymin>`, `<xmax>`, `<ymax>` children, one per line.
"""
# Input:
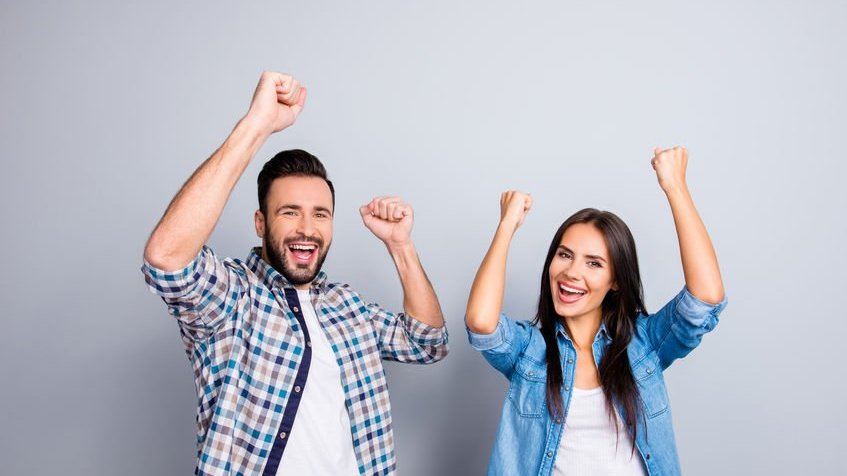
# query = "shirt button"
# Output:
<box><xmin>306</xmin><ymin>341</ymin><xmax>312</xmax><ymax>347</ymax></box>
<box><xmin>294</xmin><ymin>385</ymin><xmax>301</xmax><ymax>393</ymax></box>
<box><xmin>546</xmin><ymin>451</ymin><xmax>553</xmax><ymax>458</ymax></box>
<box><xmin>555</xmin><ymin>418</ymin><xmax>562</xmax><ymax>424</ymax></box>
<box><xmin>279</xmin><ymin>432</ymin><xmax>287</xmax><ymax>439</ymax></box>
<box><xmin>293</xmin><ymin>306</ymin><xmax>300</xmax><ymax>313</ymax></box>
<box><xmin>564</xmin><ymin>385</ymin><xmax>570</xmax><ymax>391</ymax></box>
<box><xmin>567</xmin><ymin>359</ymin><xmax>573</xmax><ymax>364</ymax></box>
<box><xmin>528</xmin><ymin>372</ymin><xmax>535</xmax><ymax>377</ymax></box>
<box><xmin>646</xmin><ymin>454</ymin><xmax>651</xmax><ymax>460</ymax></box>
<box><xmin>646</xmin><ymin>368</ymin><xmax>654</xmax><ymax>375</ymax></box>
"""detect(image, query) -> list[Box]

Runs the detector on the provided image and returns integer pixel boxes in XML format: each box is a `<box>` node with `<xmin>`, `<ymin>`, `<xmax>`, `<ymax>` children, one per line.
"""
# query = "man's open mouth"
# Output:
<box><xmin>288</xmin><ymin>243</ymin><xmax>318</xmax><ymax>265</ymax></box>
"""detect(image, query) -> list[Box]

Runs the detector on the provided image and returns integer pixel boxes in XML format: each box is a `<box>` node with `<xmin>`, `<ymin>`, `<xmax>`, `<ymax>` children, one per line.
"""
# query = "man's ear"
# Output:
<box><xmin>254</xmin><ymin>209</ymin><xmax>265</xmax><ymax>238</ymax></box>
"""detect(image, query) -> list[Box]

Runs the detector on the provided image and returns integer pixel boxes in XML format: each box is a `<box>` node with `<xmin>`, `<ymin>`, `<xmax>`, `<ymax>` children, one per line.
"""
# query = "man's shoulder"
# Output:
<box><xmin>323</xmin><ymin>279</ymin><xmax>358</xmax><ymax>297</ymax></box>
<box><xmin>212</xmin><ymin>255</ymin><xmax>262</xmax><ymax>291</ymax></box>
<box><xmin>321</xmin><ymin>280</ymin><xmax>371</xmax><ymax>309</ymax></box>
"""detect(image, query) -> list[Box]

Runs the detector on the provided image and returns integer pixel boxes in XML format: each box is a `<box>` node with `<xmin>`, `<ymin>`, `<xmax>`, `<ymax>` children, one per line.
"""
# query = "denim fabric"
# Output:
<box><xmin>468</xmin><ymin>287</ymin><xmax>727</xmax><ymax>476</ymax></box>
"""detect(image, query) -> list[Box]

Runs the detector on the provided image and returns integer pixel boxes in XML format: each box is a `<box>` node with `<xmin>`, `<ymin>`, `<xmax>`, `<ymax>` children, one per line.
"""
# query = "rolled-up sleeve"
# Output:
<box><xmin>467</xmin><ymin>315</ymin><xmax>534</xmax><ymax>380</ymax></box>
<box><xmin>141</xmin><ymin>246</ymin><xmax>245</xmax><ymax>341</ymax></box>
<box><xmin>642</xmin><ymin>286</ymin><xmax>728</xmax><ymax>369</ymax></box>
<box><xmin>369</xmin><ymin>304</ymin><xmax>449</xmax><ymax>364</ymax></box>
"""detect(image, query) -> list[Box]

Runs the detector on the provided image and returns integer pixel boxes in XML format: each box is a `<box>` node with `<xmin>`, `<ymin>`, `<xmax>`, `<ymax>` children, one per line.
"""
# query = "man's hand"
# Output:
<box><xmin>359</xmin><ymin>197</ymin><xmax>414</xmax><ymax>249</ymax></box>
<box><xmin>143</xmin><ymin>71</ymin><xmax>304</xmax><ymax>271</ymax></box>
<box><xmin>499</xmin><ymin>190</ymin><xmax>532</xmax><ymax>233</ymax></box>
<box><xmin>651</xmin><ymin>146</ymin><xmax>688</xmax><ymax>194</ymax></box>
<box><xmin>244</xmin><ymin>71</ymin><xmax>307</xmax><ymax>135</ymax></box>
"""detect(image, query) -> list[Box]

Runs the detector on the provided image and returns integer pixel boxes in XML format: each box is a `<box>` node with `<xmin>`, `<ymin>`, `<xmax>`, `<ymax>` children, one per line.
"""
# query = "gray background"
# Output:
<box><xmin>1</xmin><ymin>0</ymin><xmax>845</xmax><ymax>474</ymax></box>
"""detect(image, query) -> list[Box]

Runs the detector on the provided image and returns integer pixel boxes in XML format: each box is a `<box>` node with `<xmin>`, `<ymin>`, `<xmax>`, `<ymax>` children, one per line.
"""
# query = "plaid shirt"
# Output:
<box><xmin>142</xmin><ymin>246</ymin><xmax>449</xmax><ymax>475</ymax></box>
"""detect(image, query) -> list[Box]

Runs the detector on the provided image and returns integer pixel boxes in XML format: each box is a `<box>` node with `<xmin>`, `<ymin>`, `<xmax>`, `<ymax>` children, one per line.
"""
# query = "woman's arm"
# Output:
<box><xmin>652</xmin><ymin>146</ymin><xmax>725</xmax><ymax>304</ymax></box>
<box><xmin>465</xmin><ymin>191</ymin><xmax>533</xmax><ymax>334</ymax></box>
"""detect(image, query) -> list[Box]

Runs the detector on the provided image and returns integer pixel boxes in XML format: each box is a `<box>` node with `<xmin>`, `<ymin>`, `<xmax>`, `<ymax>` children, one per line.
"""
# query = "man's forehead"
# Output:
<box><xmin>267</xmin><ymin>176</ymin><xmax>333</xmax><ymax>208</ymax></box>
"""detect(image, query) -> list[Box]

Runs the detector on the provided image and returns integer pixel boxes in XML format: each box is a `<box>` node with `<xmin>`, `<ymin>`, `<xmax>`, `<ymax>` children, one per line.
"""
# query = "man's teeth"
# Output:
<box><xmin>290</xmin><ymin>244</ymin><xmax>316</xmax><ymax>251</ymax></box>
<box><xmin>560</xmin><ymin>284</ymin><xmax>586</xmax><ymax>294</ymax></box>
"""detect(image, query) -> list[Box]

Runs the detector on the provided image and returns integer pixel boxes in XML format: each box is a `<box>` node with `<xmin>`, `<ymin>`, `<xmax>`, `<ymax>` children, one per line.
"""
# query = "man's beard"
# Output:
<box><xmin>263</xmin><ymin>229</ymin><xmax>330</xmax><ymax>286</ymax></box>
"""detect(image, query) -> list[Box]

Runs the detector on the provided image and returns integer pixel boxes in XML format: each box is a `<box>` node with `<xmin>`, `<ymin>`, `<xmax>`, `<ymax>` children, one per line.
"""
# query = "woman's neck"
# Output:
<box><xmin>562</xmin><ymin>311</ymin><xmax>603</xmax><ymax>350</ymax></box>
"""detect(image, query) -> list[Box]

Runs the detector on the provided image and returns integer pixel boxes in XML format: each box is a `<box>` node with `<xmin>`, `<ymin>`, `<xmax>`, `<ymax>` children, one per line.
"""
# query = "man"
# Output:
<box><xmin>142</xmin><ymin>71</ymin><xmax>448</xmax><ymax>475</ymax></box>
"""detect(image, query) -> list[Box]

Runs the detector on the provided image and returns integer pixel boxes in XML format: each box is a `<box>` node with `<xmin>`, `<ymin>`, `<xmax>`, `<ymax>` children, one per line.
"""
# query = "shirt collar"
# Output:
<box><xmin>555</xmin><ymin>319</ymin><xmax>612</xmax><ymax>344</ymax></box>
<box><xmin>246</xmin><ymin>246</ymin><xmax>328</xmax><ymax>291</ymax></box>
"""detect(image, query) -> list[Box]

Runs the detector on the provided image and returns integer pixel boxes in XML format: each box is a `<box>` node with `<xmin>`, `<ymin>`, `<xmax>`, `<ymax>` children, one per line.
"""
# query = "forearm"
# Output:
<box><xmin>466</xmin><ymin>224</ymin><xmax>515</xmax><ymax>334</ymax></box>
<box><xmin>665</xmin><ymin>185</ymin><xmax>725</xmax><ymax>304</ymax></box>
<box><xmin>144</xmin><ymin>117</ymin><xmax>270</xmax><ymax>271</ymax></box>
<box><xmin>386</xmin><ymin>241</ymin><xmax>445</xmax><ymax>328</ymax></box>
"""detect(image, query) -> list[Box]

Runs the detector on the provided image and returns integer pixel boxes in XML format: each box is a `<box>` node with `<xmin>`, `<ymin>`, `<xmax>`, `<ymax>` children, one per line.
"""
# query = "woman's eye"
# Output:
<box><xmin>559</xmin><ymin>252</ymin><xmax>572</xmax><ymax>260</ymax></box>
<box><xmin>587</xmin><ymin>261</ymin><xmax>602</xmax><ymax>268</ymax></box>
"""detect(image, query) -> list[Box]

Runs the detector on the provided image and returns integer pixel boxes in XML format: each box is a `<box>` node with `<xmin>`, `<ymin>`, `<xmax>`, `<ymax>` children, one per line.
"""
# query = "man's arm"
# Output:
<box><xmin>359</xmin><ymin>197</ymin><xmax>444</xmax><ymax>327</ymax></box>
<box><xmin>144</xmin><ymin>72</ymin><xmax>306</xmax><ymax>271</ymax></box>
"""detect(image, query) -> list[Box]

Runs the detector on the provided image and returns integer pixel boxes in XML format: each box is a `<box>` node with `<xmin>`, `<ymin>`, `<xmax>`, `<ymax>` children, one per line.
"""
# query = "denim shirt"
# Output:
<box><xmin>467</xmin><ymin>287</ymin><xmax>727</xmax><ymax>476</ymax></box>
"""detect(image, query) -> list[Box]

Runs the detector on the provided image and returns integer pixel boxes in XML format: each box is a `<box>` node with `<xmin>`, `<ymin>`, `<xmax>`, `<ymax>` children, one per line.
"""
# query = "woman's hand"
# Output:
<box><xmin>651</xmin><ymin>146</ymin><xmax>688</xmax><ymax>194</ymax></box>
<box><xmin>499</xmin><ymin>190</ymin><xmax>533</xmax><ymax>233</ymax></box>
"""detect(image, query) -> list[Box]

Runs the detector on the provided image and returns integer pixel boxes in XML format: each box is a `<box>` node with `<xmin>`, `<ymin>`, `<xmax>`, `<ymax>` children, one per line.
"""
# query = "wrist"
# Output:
<box><xmin>661</xmin><ymin>180</ymin><xmax>689</xmax><ymax>196</ymax></box>
<box><xmin>496</xmin><ymin>221</ymin><xmax>520</xmax><ymax>237</ymax></box>
<box><xmin>237</xmin><ymin>114</ymin><xmax>274</xmax><ymax>140</ymax></box>
<box><xmin>385</xmin><ymin>239</ymin><xmax>415</xmax><ymax>256</ymax></box>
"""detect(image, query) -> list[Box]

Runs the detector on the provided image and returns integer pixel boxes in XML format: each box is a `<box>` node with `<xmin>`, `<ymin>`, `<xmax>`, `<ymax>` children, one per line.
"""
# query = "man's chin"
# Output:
<box><xmin>282</xmin><ymin>265</ymin><xmax>319</xmax><ymax>286</ymax></box>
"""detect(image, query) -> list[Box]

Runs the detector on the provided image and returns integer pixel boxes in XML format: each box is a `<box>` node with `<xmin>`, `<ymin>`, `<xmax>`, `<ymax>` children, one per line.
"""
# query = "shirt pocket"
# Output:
<box><xmin>632</xmin><ymin>352</ymin><xmax>670</xmax><ymax>418</ymax></box>
<box><xmin>507</xmin><ymin>355</ymin><xmax>548</xmax><ymax>418</ymax></box>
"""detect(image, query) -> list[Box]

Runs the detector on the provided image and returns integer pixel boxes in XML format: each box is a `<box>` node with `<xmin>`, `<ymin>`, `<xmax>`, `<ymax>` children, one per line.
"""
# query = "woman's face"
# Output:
<box><xmin>548</xmin><ymin>223</ymin><xmax>617</xmax><ymax>323</ymax></box>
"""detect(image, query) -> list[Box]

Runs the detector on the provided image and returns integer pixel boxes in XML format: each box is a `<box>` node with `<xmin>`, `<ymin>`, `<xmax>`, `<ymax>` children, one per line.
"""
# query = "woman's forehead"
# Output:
<box><xmin>559</xmin><ymin>223</ymin><xmax>609</xmax><ymax>257</ymax></box>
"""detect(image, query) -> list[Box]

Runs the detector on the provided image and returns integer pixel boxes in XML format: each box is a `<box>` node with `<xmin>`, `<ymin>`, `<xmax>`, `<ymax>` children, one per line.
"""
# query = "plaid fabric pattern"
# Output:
<box><xmin>142</xmin><ymin>246</ymin><xmax>449</xmax><ymax>475</ymax></box>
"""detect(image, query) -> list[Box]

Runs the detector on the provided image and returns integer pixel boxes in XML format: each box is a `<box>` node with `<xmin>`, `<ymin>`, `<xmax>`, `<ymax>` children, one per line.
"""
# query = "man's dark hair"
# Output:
<box><xmin>257</xmin><ymin>149</ymin><xmax>335</xmax><ymax>215</ymax></box>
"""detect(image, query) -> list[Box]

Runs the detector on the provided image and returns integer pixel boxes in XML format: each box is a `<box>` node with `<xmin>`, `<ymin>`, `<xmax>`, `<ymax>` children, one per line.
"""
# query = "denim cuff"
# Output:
<box><xmin>466</xmin><ymin>316</ymin><xmax>510</xmax><ymax>352</ymax></box>
<box><xmin>676</xmin><ymin>286</ymin><xmax>728</xmax><ymax>331</ymax></box>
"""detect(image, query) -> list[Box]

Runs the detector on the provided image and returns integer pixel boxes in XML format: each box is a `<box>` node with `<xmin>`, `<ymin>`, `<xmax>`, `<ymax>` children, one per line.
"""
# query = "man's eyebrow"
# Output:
<box><xmin>275</xmin><ymin>204</ymin><xmax>334</xmax><ymax>215</ymax></box>
<box><xmin>275</xmin><ymin>204</ymin><xmax>302</xmax><ymax>213</ymax></box>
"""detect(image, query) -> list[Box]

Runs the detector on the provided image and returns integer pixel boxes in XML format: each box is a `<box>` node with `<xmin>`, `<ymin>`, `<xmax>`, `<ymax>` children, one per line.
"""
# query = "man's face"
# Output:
<box><xmin>255</xmin><ymin>176</ymin><xmax>334</xmax><ymax>288</ymax></box>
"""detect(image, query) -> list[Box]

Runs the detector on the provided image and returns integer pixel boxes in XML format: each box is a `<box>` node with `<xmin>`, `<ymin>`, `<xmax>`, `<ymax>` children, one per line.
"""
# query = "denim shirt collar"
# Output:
<box><xmin>246</xmin><ymin>246</ymin><xmax>328</xmax><ymax>292</ymax></box>
<box><xmin>555</xmin><ymin>319</ymin><xmax>612</xmax><ymax>346</ymax></box>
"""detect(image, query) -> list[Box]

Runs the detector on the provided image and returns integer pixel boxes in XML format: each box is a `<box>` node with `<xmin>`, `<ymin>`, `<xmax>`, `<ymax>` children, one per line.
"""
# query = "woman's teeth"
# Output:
<box><xmin>560</xmin><ymin>284</ymin><xmax>586</xmax><ymax>295</ymax></box>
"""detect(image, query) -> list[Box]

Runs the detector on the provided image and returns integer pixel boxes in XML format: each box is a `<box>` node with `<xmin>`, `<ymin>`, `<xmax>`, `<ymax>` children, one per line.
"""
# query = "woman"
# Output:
<box><xmin>466</xmin><ymin>147</ymin><xmax>726</xmax><ymax>476</ymax></box>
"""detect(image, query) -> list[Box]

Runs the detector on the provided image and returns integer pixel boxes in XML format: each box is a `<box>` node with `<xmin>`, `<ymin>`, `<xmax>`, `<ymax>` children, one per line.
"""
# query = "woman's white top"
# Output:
<box><xmin>552</xmin><ymin>386</ymin><xmax>648</xmax><ymax>476</ymax></box>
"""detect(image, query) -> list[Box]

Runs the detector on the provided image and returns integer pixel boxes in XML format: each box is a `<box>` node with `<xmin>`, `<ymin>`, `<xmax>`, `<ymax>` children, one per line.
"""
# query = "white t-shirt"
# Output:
<box><xmin>553</xmin><ymin>386</ymin><xmax>647</xmax><ymax>476</ymax></box>
<box><xmin>276</xmin><ymin>290</ymin><xmax>359</xmax><ymax>475</ymax></box>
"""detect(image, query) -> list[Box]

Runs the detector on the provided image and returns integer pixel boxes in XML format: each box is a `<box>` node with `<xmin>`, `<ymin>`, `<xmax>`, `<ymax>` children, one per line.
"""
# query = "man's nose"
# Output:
<box><xmin>296</xmin><ymin>215</ymin><xmax>316</xmax><ymax>237</ymax></box>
